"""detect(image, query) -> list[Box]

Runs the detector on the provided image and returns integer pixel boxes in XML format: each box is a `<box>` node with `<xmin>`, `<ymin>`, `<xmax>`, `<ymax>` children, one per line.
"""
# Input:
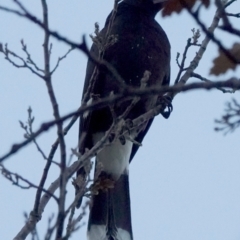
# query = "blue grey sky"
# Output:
<box><xmin>0</xmin><ymin>1</ymin><xmax>240</xmax><ymax>240</ymax></box>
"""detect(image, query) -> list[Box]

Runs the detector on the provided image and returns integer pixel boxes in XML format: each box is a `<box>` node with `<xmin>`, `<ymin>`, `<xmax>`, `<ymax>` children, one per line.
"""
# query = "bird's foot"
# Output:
<box><xmin>118</xmin><ymin>119</ymin><xmax>133</xmax><ymax>145</ymax></box>
<box><xmin>158</xmin><ymin>95</ymin><xmax>173</xmax><ymax>119</ymax></box>
<box><xmin>109</xmin><ymin>133</ymin><xmax>115</xmax><ymax>143</ymax></box>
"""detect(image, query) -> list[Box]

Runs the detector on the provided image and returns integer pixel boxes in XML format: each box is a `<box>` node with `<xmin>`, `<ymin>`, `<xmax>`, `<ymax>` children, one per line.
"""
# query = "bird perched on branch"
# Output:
<box><xmin>77</xmin><ymin>0</ymin><xmax>171</xmax><ymax>239</ymax></box>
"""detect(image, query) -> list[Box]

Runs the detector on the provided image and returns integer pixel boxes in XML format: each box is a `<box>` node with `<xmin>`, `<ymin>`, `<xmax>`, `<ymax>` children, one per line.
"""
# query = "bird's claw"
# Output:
<box><xmin>124</xmin><ymin>119</ymin><xmax>133</xmax><ymax>132</ymax></box>
<box><xmin>159</xmin><ymin>95</ymin><xmax>173</xmax><ymax>119</ymax></box>
<box><xmin>109</xmin><ymin>133</ymin><xmax>115</xmax><ymax>143</ymax></box>
<box><xmin>119</xmin><ymin>135</ymin><xmax>126</xmax><ymax>145</ymax></box>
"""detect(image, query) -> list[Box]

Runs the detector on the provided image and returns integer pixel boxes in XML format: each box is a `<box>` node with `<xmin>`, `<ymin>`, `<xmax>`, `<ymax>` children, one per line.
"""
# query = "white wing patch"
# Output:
<box><xmin>88</xmin><ymin>224</ymin><xmax>132</xmax><ymax>240</ymax></box>
<box><xmin>83</xmin><ymin>97</ymin><xmax>93</xmax><ymax>119</ymax></box>
<box><xmin>93</xmin><ymin>132</ymin><xmax>133</xmax><ymax>179</ymax></box>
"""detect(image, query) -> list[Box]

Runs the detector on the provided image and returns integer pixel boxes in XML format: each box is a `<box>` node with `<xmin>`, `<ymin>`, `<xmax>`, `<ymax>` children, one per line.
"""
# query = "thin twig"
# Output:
<box><xmin>226</xmin><ymin>12</ymin><xmax>240</xmax><ymax>18</ymax></box>
<box><xmin>0</xmin><ymin>164</ymin><xmax>58</xmax><ymax>202</ymax></box>
<box><xmin>0</xmin><ymin>3</ymin><xmax>126</xmax><ymax>91</ymax></box>
<box><xmin>191</xmin><ymin>72</ymin><xmax>235</xmax><ymax>93</ymax></box>
<box><xmin>174</xmin><ymin>38</ymin><xmax>192</xmax><ymax>84</ymax></box>
<box><xmin>82</xmin><ymin>0</ymin><xmax>121</xmax><ymax>104</ymax></box>
<box><xmin>1</xmin><ymin>77</ymin><xmax>240</xmax><ymax>164</ymax></box>
<box><xmin>176</xmin><ymin>0</ymin><xmax>227</xmax><ymax>92</ymax></box>
<box><xmin>21</xmin><ymin>39</ymin><xmax>44</xmax><ymax>73</ymax></box>
<box><xmin>19</xmin><ymin>107</ymin><xmax>51</xmax><ymax>161</ymax></box>
<box><xmin>182</xmin><ymin>0</ymin><xmax>239</xmax><ymax>70</ymax></box>
<box><xmin>215</xmin><ymin>98</ymin><xmax>240</xmax><ymax>134</ymax></box>
<box><xmin>64</xmin><ymin>200</ymin><xmax>89</xmax><ymax>239</ymax></box>
<box><xmin>1</xmin><ymin>43</ymin><xmax>44</xmax><ymax>78</ymax></box>
<box><xmin>50</xmin><ymin>47</ymin><xmax>74</xmax><ymax>75</ymax></box>
<box><xmin>41</xmin><ymin>0</ymin><xmax>67</xmax><ymax>238</ymax></box>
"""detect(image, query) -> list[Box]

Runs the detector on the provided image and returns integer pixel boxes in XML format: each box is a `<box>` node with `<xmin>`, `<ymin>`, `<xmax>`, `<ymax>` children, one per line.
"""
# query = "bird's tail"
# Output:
<box><xmin>87</xmin><ymin>172</ymin><xmax>133</xmax><ymax>240</ymax></box>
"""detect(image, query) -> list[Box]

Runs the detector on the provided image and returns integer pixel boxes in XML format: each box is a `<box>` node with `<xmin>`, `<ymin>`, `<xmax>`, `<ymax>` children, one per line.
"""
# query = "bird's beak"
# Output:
<box><xmin>153</xmin><ymin>0</ymin><xmax>168</xmax><ymax>4</ymax></box>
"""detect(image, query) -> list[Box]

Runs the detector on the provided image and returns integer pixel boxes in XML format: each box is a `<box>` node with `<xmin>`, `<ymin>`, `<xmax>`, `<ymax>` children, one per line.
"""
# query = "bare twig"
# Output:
<box><xmin>220</xmin><ymin>24</ymin><xmax>240</xmax><ymax>37</ymax></box>
<box><xmin>0</xmin><ymin>43</ymin><xmax>44</xmax><ymax>78</ymax></box>
<box><xmin>23</xmin><ymin>212</ymin><xmax>40</xmax><ymax>240</ymax></box>
<box><xmin>1</xmin><ymin>77</ymin><xmax>240</xmax><ymax>164</ymax></box>
<box><xmin>176</xmin><ymin>1</ymin><xmax>226</xmax><ymax>91</ymax></box>
<box><xmin>50</xmin><ymin>47</ymin><xmax>74</xmax><ymax>75</ymax></box>
<box><xmin>82</xmin><ymin>0</ymin><xmax>121</xmax><ymax>105</ymax></box>
<box><xmin>64</xmin><ymin>200</ymin><xmax>89</xmax><ymax>239</ymax></box>
<box><xmin>120</xmin><ymin>70</ymin><xmax>151</xmax><ymax>119</ymax></box>
<box><xmin>182</xmin><ymin>0</ymin><xmax>239</xmax><ymax>70</ymax></box>
<box><xmin>0</xmin><ymin>1</ymin><xmax>126</xmax><ymax>93</ymax></box>
<box><xmin>0</xmin><ymin>164</ymin><xmax>58</xmax><ymax>202</ymax></box>
<box><xmin>174</xmin><ymin>38</ymin><xmax>192</xmax><ymax>84</ymax></box>
<box><xmin>226</xmin><ymin>12</ymin><xmax>240</xmax><ymax>18</ymax></box>
<box><xmin>215</xmin><ymin>98</ymin><xmax>240</xmax><ymax>134</ymax></box>
<box><xmin>43</xmin><ymin>214</ymin><xmax>55</xmax><ymax>240</ymax></box>
<box><xmin>224</xmin><ymin>0</ymin><xmax>237</xmax><ymax>8</ymax></box>
<box><xmin>40</xmin><ymin>0</ymin><xmax>67</xmax><ymax>238</ymax></box>
<box><xmin>13</xmin><ymin>118</ymin><xmax>117</xmax><ymax>240</ymax></box>
<box><xmin>191</xmin><ymin>72</ymin><xmax>235</xmax><ymax>93</ymax></box>
<box><xmin>19</xmin><ymin>107</ymin><xmax>51</xmax><ymax>161</ymax></box>
<box><xmin>21</xmin><ymin>39</ymin><xmax>44</xmax><ymax>73</ymax></box>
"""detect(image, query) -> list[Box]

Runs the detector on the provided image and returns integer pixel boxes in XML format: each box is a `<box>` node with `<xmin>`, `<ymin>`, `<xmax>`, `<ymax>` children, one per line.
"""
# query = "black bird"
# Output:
<box><xmin>78</xmin><ymin>0</ymin><xmax>170</xmax><ymax>239</ymax></box>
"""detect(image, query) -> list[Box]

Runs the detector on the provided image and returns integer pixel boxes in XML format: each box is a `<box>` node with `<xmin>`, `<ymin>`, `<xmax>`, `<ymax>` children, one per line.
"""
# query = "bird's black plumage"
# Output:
<box><xmin>78</xmin><ymin>1</ymin><xmax>170</xmax><ymax>239</ymax></box>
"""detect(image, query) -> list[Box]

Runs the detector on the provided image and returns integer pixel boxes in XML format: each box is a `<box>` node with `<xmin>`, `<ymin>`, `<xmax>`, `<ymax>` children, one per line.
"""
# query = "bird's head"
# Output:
<box><xmin>123</xmin><ymin>0</ymin><xmax>168</xmax><ymax>15</ymax></box>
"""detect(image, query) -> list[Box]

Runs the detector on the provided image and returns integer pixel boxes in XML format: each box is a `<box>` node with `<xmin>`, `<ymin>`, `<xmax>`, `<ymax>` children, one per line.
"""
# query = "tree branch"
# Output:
<box><xmin>1</xmin><ymin>77</ymin><xmax>240</xmax><ymax>163</ymax></box>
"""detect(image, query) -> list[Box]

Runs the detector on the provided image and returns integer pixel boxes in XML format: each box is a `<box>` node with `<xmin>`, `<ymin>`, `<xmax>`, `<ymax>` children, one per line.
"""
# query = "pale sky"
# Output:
<box><xmin>1</xmin><ymin>1</ymin><xmax>240</xmax><ymax>240</ymax></box>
